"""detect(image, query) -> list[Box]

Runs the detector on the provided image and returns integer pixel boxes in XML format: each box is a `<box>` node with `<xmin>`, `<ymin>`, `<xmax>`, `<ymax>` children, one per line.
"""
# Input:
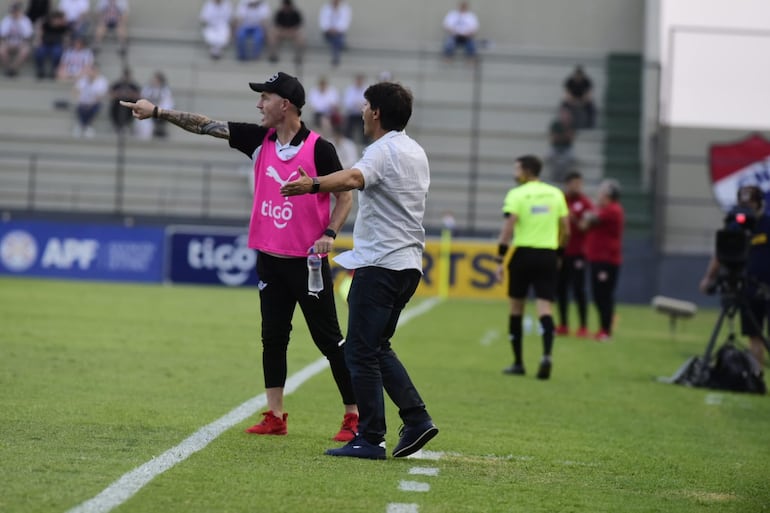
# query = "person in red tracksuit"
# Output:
<box><xmin>556</xmin><ymin>171</ymin><xmax>593</xmax><ymax>337</ymax></box>
<box><xmin>581</xmin><ymin>179</ymin><xmax>624</xmax><ymax>341</ymax></box>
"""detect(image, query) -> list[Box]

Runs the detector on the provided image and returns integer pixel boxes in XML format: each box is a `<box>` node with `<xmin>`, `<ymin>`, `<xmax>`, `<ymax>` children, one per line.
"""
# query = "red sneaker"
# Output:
<box><xmin>594</xmin><ymin>330</ymin><xmax>611</xmax><ymax>342</ymax></box>
<box><xmin>245</xmin><ymin>410</ymin><xmax>288</xmax><ymax>435</ymax></box>
<box><xmin>333</xmin><ymin>413</ymin><xmax>359</xmax><ymax>442</ymax></box>
<box><xmin>575</xmin><ymin>326</ymin><xmax>590</xmax><ymax>338</ymax></box>
<box><xmin>555</xmin><ymin>325</ymin><xmax>569</xmax><ymax>336</ymax></box>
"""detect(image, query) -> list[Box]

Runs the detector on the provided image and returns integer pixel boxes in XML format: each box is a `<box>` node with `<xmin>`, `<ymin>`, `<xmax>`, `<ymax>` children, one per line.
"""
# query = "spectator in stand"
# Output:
<box><xmin>135</xmin><ymin>70</ymin><xmax>174</xmax><ymax>139</ymax></box>
<box><xmin>0</xmin><ymin>2</ymin><xmax>34</xmax><ymax>77</ymax></box>
<box><xmin>34</xmin><ymin>9</ymin><xmax>68</xmax><ymax>79</ymax></box>
<box><xmin>322</xmin><ymin>112</ymin><xmax>357</xmax><ymax>169</ymax></box>
<box><xmin>342</xmin><ymin>72</ymin><xmax>367</xmax><ymax>144</ymax></box>
<box><xmin>267</xmin><ymin>0</ymin><xmax>304</xmax><ymax>65</ymax></box>
<box><xmin>563</xmin><ymin>65</ymin><xmax>596</xmax><ymax>129</ymax></box>
<box><xmin>92</xmin><ymin>0</ymin><xmax>129</xmax><ymax>56</ymax></box>
<box><xmin>442</xmin><ymin>1</ymin><xmax>479</xmax><ymax>61</ymax></box>
<box><xmin>72</xmin><ymin>63</ymin><xmax>109</xmax><ymax>138</ymax></box>
<box><xmin>26</xmin><ymin>0</ymin><xmax>50</xmax><ymax>24</ymax></box>
<box><xmin>56</xmin><ymin>35</ymin><xmax>93</xmax><ymax>81</ymax></box>
<box><xmin>547</xmin><ymin>105</ymin><xmax>575</xmax><ymax>183</ymax></box>
<box><xmin>555</xmin><ymin>170</ymin><xmax>593</xmax><ymax>338</ymax></box>
<box><xmin>318</xmin><ymin>0</ymin><xmax>350</xmax><ymax>67</ymax></box>
<box><xmin>580</xmin><ymin>179</ymin><xmax>624</xmax><ymax>341</ymax></box>
<box><xmin>199</xmin><ymin>0</ymin><xmax>233</xmax><ymax>60</ymax></box>
<box><xmin>234</xmin><ymin>0</ymin><xmax>270</xmax><ymax>61</ymax></box>
<box><xmin>308</xmin><ymin>75</ymin><xmax>339</xmax><ymax>128</ymax></box>
<box><xmin>58</xmin><ymin>0</ymin><xmax>89</xmax><ymax>38</ymax></box>
<box><xmin>109</xmin><ymin>67</ymin><xmax>139</xmax><ymax>133</ymax></box>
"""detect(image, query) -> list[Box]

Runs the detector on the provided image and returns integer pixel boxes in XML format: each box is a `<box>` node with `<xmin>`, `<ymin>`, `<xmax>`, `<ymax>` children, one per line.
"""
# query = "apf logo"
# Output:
<box><xmin>262</xmin><ymin>165</ymin><xmax>297</xmax><ymax>229</ymax></box>
<box><xmin>187</xmin><ymin>235</ymin><xmax>256</xmax><ymax>286</ymax></box>
<box><xmin>0</xmin><ymin>230</ymin><xmax>38</xmax><ymax>272</ymax></box>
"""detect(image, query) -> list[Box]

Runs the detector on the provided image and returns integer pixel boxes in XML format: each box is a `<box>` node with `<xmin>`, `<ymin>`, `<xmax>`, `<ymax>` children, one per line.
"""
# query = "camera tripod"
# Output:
<box><xmin>672</xmin><ymin>272</ymin><xmax>769</xmax><ymax>388</ymax></box>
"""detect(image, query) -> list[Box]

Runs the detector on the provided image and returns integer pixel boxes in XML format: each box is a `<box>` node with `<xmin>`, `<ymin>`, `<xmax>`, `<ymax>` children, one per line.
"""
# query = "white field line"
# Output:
<box><xmin>398</xmin><ymin>481</ymin><xmax>431</xmax><ymax>492</ymax></box>
<box><xmin>386</xmin><ymin>504</ymin><xmax>419</xmax><ymax>513</ymax></box>
<box><xmin>408</xmin><ymin>467</ymin><xmax>439</xmax><ymax>477</ymax></box>
<box><xmin>478</xmin><ymin>329</ymin><xmax>499</xmax><ymax>346</ymax></box>
<box><xmin>65</xmin><ymin>297</ymin><xmax>441</xmax><ymax>513</ymax></box>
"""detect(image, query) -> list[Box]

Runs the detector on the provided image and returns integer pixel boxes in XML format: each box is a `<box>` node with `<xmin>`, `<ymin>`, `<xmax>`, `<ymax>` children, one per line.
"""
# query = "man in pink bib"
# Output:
<box><xmin>121</xmin><ymin>72</ymin><xmax>359</xmax><ymax>442</ymax></box>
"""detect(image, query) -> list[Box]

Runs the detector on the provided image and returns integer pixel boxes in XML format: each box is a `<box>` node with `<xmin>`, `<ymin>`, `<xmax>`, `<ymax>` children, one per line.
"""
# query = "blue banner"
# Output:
<box><xmin>167</xmin><ymin>227</ymin><xmax>259</xmax><ymax>287</ymax></box>
<box><xmin>0</xmin><ymin>220</ymin><xmax>164</xmax><ymax>282</ymax></box>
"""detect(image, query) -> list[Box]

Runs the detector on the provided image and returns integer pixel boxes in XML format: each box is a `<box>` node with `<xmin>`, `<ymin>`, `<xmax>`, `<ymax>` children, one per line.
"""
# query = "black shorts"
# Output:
<box><xmin>507</xmin><ymin>247</ymin><xmax>558</xmax><ymax>300</ymax></box>
<box><xmin>740</xmin><ymin>296</ymin><xmax>770</xmax><ymax>338</ymax></box>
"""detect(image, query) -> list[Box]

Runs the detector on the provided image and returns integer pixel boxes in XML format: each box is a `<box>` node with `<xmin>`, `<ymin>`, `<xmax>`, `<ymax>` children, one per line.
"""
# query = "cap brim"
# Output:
<box><xmin>249</xmin><ymin>82</ymin><xmax>267</xmax><ymax>92</ymax></box>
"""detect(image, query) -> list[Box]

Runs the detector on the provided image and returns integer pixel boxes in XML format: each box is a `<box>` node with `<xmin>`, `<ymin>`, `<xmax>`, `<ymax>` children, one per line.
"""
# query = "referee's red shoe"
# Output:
<box><xmin>555</xmin><ymin>325</ymin><xmax>569</xmax><ymax>336</ymax></box>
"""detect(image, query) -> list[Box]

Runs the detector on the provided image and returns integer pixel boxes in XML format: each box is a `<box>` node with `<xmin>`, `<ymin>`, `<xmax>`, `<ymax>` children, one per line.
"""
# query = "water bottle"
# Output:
<box><xmin>307</xmin><ymin>252</ymin><xmax>323</xmax><ymax>295</ymax></box>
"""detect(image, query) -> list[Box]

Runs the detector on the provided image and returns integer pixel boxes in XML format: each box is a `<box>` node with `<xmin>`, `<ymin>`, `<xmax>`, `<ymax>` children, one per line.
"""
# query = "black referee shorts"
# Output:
<box><xmin>507</xmin><ymin>247</ymin><xmax>559</xmax><ymax>300</ymax></box>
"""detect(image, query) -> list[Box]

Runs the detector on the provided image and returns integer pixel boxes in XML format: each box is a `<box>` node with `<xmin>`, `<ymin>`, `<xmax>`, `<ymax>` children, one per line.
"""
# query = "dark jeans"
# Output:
<box><xmin>557</xmin><ymin>254</ymin><xmax>588</xmax><ymax>328</ymax></box>
<box><xmin>323</xmin><ymin>31</ymin><xmax>346</xmax><ymax>65</ymax></box>
<box><xmin>345</xmin><ymin>266</ymin><xmax>430</xmax><ymax>444</ymax></box>
<box><xmin>590</xmin><ymin>261</ymin><xmax>620</xmax><ymax>334</ymax></box>
<box><xmin>76</xmin><ymin>103</ymin><xmax>101</xmax><ymax>127</ymax></box>
<box><xmin>34</xmin><ymin>43</ymin><xmax>63</xmax><ymax>77</ymax></box>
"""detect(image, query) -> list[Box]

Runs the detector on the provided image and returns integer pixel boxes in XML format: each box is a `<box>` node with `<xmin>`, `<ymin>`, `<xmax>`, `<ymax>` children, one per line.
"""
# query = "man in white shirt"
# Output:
<box><xmin>0</xmin><ymin>2</ymin><xmax>33</xmax><ymax>77</ymax></box>
<box><xmin>307</xmin><ymin>75</ymin><xmax>339</xmax><ymax>128</ymax></box>
<box><xmin>234</xmin><ymin>0</ymin><xmax>270</xmax><ymax>61</ymax></box>
<box><xmin>281</xmin><ymin>81</ymin><xmax>439</xmax><ymax>461</ymax></box>
<box><xmin>73</xmin><ymin>64</ymin><xmax>109</xmax><ymax>138</ymax></box>
<box><xmin>342</xmin><ymin>73</ymin><xmax>367</xmax><ymax>144</ymax></box>
<box><xmin>318</xmin><ymin>0</ymin><xmax>351</xmax><ymax>67</ymax></box>
<box><xmin>199</xmin><ymin>0</ymin><xmax>233</xmax><ymax>60</ymax></box>
<box><xmin>59</xmin><ymin>0</ymin><xmax>90</xmax><ymax>38</ymax></box>
<box><xmin>442</xmin><ymin>1</ymin><xmax>479</xmax><ymax>60</ymax></box>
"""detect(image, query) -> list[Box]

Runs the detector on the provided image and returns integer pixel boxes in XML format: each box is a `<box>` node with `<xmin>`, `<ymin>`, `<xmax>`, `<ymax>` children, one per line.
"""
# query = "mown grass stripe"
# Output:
<box><xmin>66</xmin><ymin>298</ymin><xmax>440</xmax><ymax>513</ymax></box>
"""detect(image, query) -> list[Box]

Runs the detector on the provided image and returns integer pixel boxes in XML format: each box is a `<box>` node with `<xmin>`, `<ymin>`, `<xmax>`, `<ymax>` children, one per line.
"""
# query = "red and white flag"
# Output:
<box><xmin>709</xmin><ymin>133</ymin><xmax>770</xmax><ymax>212</ymax></box>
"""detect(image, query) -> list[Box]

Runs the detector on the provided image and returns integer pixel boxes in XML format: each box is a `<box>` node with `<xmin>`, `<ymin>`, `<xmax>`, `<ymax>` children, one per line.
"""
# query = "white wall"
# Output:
<box><xmin>658</xmin><ymin>0</ymin><xmax>770</xmax><ymax>130</ymax></box>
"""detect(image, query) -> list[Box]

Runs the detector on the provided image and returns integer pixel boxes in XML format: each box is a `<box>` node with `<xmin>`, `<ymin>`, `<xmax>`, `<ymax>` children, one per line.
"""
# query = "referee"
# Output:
<box><xmin>495</xmin><ymin>155</ymin><xmax>569</xmax><ymax>379</ymax></box>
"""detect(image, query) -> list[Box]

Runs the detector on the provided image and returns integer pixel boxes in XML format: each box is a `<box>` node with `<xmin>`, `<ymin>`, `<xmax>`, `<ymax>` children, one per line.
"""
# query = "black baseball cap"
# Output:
<box><xmin>249</xmin><ymin>72</ymin><xmax>305</xmax><ymax>109</ymax></box>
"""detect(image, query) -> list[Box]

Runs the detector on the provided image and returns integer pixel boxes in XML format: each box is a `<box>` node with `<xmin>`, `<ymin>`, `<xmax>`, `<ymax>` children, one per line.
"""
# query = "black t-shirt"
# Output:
<box><xmin>565</xmin><ymin>77</ymin><xmax>592</xmax><ymax>99</ymax></box>
<box><xmin>41</xmin><ymin>18</ymin><xmax>70</xmax><ymax>45</ymax></box>
<box><xmin>228</xmin><ymin>122</ymin><xmax>342</xmax><ymax>176</ymax></box>
<box><xmin>110</xmin><ymin>80</ymin><xmax>140</xmax><ymax>102</ymax></box>
<box><xmin>275</xmin><ymin>9</ymin><xmax>302</xmax><ymax>29</ymax></box>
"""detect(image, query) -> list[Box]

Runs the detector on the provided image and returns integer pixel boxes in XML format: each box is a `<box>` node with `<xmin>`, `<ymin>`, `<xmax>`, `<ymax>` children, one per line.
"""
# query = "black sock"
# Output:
<box><xmin>540</xmin><ymin>315</ymin><xmax>555</xmax><ymax>357</ymax></box>
<box><xmin>509</xmin><ymin>315</ymin><xmax>523</xmax><ymax>364</ymax></box>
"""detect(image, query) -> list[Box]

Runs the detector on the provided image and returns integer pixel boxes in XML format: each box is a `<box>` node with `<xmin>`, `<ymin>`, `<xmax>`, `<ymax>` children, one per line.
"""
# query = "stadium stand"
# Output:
<box><xmin>0</xmin><ymin>1</ymin><xmax>641</xmax><ymax>237</ymax></box>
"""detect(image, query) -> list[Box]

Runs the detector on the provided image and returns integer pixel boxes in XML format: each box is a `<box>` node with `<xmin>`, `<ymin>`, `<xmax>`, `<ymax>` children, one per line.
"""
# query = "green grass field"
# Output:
<box><xmin>1</xmin><ymin>276</ymin><xmax>768</xmax><ymax>513</ymax></box>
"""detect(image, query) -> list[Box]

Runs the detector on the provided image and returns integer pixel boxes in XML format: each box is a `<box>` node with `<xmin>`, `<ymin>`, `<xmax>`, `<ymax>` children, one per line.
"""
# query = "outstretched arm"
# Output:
<box><xmin>119</xmin><ymin>99</ymin><xmax>230</xmax><ymax>139</ymax></box>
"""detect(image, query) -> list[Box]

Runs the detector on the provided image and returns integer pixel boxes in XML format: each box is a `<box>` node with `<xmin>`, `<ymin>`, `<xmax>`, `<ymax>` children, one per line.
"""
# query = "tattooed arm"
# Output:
<box><xmin>119</xmin><ymin>99</ymin><xmax>230</xmax><ymax>139</ymax></box>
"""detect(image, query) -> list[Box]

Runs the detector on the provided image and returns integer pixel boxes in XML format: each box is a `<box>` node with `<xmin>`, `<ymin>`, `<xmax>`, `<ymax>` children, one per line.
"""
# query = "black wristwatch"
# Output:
<box><xmin>310</xmin><ymin>177</ymin><xmax>320</xmax><ymax>194</ymax></box>
<box><xmin>323</xmin><ymin>228</ymin><xmax>337</xmax><ymax>239</ymax></box>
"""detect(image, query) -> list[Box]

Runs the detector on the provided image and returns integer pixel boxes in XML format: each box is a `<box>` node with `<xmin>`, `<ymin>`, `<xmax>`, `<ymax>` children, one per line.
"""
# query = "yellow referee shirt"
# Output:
<box><xmin>502</xmin><ymin>181</ymin><xmax>568</xmax><ymax>249</ymax></box>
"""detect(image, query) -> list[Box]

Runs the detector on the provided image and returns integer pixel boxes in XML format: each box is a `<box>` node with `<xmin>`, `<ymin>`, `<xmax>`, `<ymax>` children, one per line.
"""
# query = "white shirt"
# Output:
<box><xmin>335</xmin><ymin>130</ymin><xmax>430</xmax><ymax>272</ymax></box>
<box><xmin>308</xmin><ymin>86</ymin><xmax>340</xmax><ymax>116</ymax></box>
<box><xmin>76</xmin><ymin>74</ymin><xmax>109</xmax><ymax>105</ymax></box>
<box><xmin>0</xmin><ymin>14</ymin><xmax>34</xmax><ymax>44</ymax></box>
<box><xmin>443</xmin><ymin>9</ymin><xmax>479</xmax><ymax>36</ymax></box>
<box><xmin>60</xmin><ymin>47</ymin><xmax>94</xmax><ymax>78</ymax></box>
<box><xmin>59</xmin><ymin>0</ymin><xmax>90</xmax><ymax>23</ymax></box>
<box><xmin>319</xmin><ymin>2</ymin><xmax>351</xmax><ymax>33</ymax></box>
<box><xmin>200</xmin><ymin>0</ymin><xmax>233</xmax><ymax>27</ymax></box>
<box><xmin>236</xmin><ymin>0</ymin><xmax>270</xmax><ymax>27</ymax></box>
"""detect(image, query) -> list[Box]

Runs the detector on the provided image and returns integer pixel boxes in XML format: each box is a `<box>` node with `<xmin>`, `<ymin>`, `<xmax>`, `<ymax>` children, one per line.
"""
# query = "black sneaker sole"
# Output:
<box><xmin>392</xmin><ymin>426</ymin><xmax>439</xmax><ymax>458</ymax></box>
